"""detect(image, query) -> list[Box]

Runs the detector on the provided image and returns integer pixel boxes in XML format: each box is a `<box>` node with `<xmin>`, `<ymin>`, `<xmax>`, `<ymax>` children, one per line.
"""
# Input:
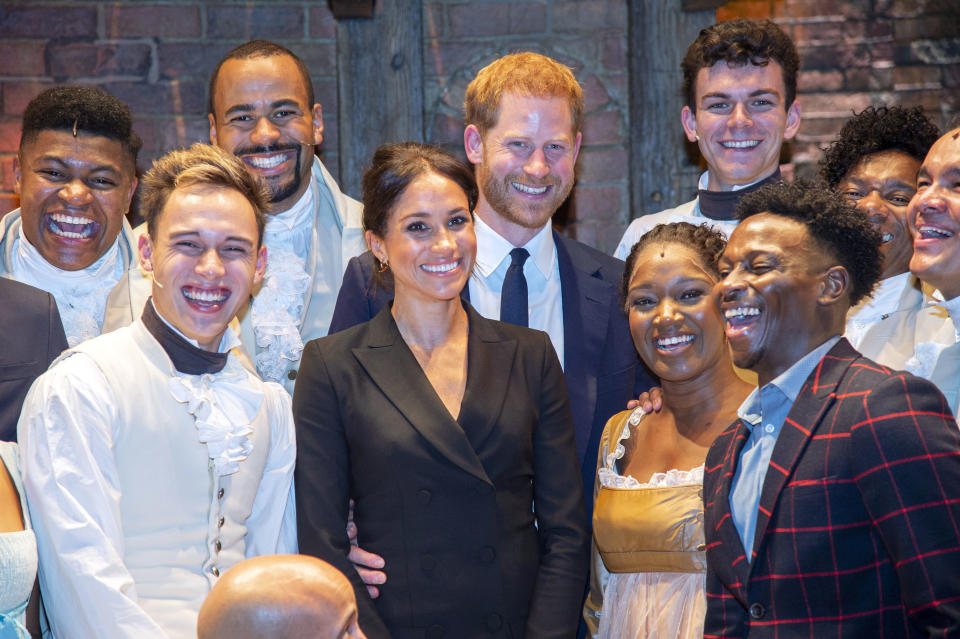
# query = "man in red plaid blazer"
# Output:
<box><xmin>703</xmin><ymin>180</ymin><xmax>960</xmax><ymax>637</ymax></box>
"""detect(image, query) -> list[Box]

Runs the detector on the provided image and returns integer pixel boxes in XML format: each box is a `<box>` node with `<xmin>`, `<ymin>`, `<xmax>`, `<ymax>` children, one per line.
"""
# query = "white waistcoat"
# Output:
<box><xmin>69</xmin><ymin>320</ymin><xmax>271</xmax><ymax>636</ymax></box>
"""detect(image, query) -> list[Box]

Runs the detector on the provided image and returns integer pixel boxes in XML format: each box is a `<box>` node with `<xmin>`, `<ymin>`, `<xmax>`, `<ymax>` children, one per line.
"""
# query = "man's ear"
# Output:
<box><xmin>208</xmin><ymin>113</ymin><xmax>218</xmax><ymax>146</ymax></box>
<box><xmin>680</xmin><ymin>106</ymin><xmax>698</xmax><ymax>143</ymax></box>
<box><xmin>783</xmin><ymin>100</ymin><xmax>802</xmax><ymax>141</ymax></box>
<box><xmin>253</xmin><ymin>245</ymin><xmax>267</xmax><ymax>286</ymax></box>
<box><xmin>464</xmin><ymin>125</ymin><xmax>483</xmax><ymax>165</ymax></box>
<box><xmin>312</xmin><ymin>104</ymin><xmax>324</xmax><ymax>146</ymax></box>
<box><xmin>818</xmin><ymin>265</ymin><xmax>850</xmax><ymax>306</ymax></box>
<box><xmin>138</xmin><ymin>233</ymin><xmax>154</xmax><ymax>273</ymax></box>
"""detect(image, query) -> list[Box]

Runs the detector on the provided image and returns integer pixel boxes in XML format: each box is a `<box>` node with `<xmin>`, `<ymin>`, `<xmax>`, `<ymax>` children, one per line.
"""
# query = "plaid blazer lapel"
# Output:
<box><xmin>749</xmin><ymin>339</ymin><xmax>860</xmax><ymax>564</ymax></box>
<box><xmin>709</xmin><ymin>419</ymin><xmax>755</xmax><ymax>601</ymax></box>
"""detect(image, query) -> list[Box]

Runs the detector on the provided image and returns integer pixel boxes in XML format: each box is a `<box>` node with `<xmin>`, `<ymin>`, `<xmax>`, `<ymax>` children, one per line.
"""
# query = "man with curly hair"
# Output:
<box><xmin>819</xmin><ymin>105</ymin><xmax>939</xmax><ymax>355</ymax></box>
<box><xmin>703</xmin><ymin>179</ymin><xmax>960</xmax><ymax>637</ymax></box>
<box><xmin>614</xmin><ymin>18</ymin><xmax>801</xmax><ymax>257</ymax></box>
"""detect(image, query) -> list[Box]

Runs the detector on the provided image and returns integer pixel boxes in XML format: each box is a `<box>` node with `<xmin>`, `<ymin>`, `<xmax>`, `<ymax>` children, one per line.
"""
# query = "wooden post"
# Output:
<box><xmin>335</xmin><ymin>0</ymin><xmax>423</xmax><ymax>199</ymax></box>
<box><xmin>628</xmin><ymin>1</ymin><xmax>717</xmax><ymax>219</ymax></box>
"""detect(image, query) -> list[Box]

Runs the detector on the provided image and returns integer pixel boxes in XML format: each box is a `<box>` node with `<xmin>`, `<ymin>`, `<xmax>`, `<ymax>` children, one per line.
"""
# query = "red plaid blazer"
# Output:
<box><xmin>703</xmin><ymin>338</ymin><xmax>960</xmax><ymax>637</ymax></box>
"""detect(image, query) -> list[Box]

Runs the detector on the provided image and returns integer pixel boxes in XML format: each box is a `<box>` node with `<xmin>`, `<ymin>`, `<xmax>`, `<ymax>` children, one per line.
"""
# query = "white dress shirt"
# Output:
<box><xmin>469</xmin><ymin>215</ymin><xmax>565</xmax><ymax>367</ymax></box>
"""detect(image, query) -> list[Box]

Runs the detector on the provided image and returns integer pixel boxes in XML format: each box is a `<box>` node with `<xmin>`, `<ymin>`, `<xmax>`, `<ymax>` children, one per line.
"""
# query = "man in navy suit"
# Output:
<box><xmin>330</xmin><ymin>52</ymin><xmax>644</xmax><ymax>511</ymax></box>
<box><xmin>703</xmin><ymin>180</ymin><xmax>960</xmax><ymax>637</ymax></box>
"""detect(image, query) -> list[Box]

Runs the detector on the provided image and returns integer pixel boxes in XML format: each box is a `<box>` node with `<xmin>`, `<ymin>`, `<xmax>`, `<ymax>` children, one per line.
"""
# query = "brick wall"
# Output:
<box><xmin>0</xmin><ymin>1</ymin><xmax>956</xmax><ymax>253</ymax></box>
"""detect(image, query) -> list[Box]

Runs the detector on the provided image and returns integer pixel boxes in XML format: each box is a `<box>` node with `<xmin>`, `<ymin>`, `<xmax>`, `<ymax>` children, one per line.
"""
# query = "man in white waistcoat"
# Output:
<box><xmin>107</xmin><ymin>40</ymin><xmax>365</xmax><ymax>393</ymax></box>
<box><xmin>18</xmin><ymin>143</ymin><xmax>297</xmax><ymax>638</ymax></box>
<box><xmin>3</xmin><ymin>85</ymin><xmax>140</xmax><ymax>346</ymax></box>
<box><xmin>614</xmin><ymin>19</ymin><xmax>801</xmax><ymax>258</ymax></box>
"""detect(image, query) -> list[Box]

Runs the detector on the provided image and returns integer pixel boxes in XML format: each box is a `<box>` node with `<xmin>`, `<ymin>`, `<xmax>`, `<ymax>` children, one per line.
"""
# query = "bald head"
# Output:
<box><xmin>198</xmin><ymin>554</ymin><xmax>366</xmax><ymax>639</ymax></box>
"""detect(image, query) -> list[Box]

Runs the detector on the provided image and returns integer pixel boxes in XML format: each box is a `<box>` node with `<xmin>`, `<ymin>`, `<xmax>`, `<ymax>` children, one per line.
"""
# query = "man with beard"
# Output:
<box><xmin>614</xmin><ymin>18</ymin><xmax>801</xmax><ymax>256</ymax></box>
<box><xmin>330</xmin><ymin>52</ymin><xmax>641</xmax><ymax>527</ymax></box>
<box><xmin>19</xmin><ymin>144</ymin><xmax>296</xmax><ymax>638</ymax></box>
<box><xmin>107</xmin><ymin>41</ymin><xmax>365</xmax><ymax>393</ymax></box>
<box><xmin>703</xmin><ymin>180</ymin><xmax>960</xmax><ymax>637</ymax></box>
<box><xmin>4</xmin><ymin>86</ymin><xmax>140</xmax><ymax>346</ymax></box>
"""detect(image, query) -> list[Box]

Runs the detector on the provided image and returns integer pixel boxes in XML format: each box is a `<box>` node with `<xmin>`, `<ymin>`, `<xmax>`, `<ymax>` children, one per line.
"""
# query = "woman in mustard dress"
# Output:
<box><xmin>584</xmin><ymin>223</ymin><xmax>752</xmax><ymax>639</ymax></box>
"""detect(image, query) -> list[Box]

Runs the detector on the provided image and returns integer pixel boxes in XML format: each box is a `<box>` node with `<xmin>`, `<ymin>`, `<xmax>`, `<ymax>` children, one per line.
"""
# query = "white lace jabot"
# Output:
<box><xmin>250</xmin><ymin>188</ymin><xmax>313</xmax><ymax>383</ymax></box>
<box><xmin>598</xmin><ymin>407</ymin><xmax>705</xmax><ymax>489</ymax></box>
<box><xmin>12</xmin><ymin>227</ymin><xmax>122</xmax><ymax>347</ymax></box>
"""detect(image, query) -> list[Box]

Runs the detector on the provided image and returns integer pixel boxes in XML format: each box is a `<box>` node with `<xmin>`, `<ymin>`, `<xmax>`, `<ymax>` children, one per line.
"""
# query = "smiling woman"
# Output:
<box><xmin>584</xmin><ymin>222</ymin><xmax>753</xmax><ymax>639</ymax></box>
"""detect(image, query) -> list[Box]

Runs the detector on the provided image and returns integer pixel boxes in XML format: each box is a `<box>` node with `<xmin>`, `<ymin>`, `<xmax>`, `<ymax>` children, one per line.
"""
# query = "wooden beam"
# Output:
<box><xmin>329</xmin><ymin>0</ymin><xmax>375</xmax><ymax>19</ymax></box>
<box><xmin>681</xmin><ymin>0</ymin><xmax>728</xmax><ymax>11</ymax></box>
<box><xmin>335</xmin><ymin>0</ymin><xmax>423</xmax><ymax>198</ymax></box>
<box><xmin>628</xmin><ymin>1</ymin><xmax>716</xmax><ymax>220</ymax></box>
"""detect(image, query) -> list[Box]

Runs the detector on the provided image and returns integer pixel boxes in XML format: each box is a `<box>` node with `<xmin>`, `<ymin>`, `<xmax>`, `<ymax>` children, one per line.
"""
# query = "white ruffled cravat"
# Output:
<box><xmin>12</xmin><ymin>227</ymin><xmax>122</xmax><ymax>347</ymax></box>
<box><xmin>164</xmin><ymin>326</ymin><xmax>263</xmax><ymax>476</ymax></box>
<box><xmin>904</xmin><ymin>295</ymin><xmax>960</xmax><ymax>380</ymax></box>
<box><xmin>251</xmin><ymin>189</ymin><xmax>313</xmax><ymax>383</ymax></box>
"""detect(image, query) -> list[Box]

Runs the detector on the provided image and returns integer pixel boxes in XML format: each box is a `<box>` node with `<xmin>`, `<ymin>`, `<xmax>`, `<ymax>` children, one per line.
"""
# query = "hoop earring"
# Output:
<box><xmin>377</xmin><ymin>258</ymin><xmax>389</xmax><ymax>273</ymax></box>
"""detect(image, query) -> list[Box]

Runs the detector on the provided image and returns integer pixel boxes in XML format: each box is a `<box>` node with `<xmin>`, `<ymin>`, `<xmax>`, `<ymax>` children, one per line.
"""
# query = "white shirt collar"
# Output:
<box><xmin>264</xmin><ymin>183</ymin><xmax>314</xmax><ymax>236</ymax></box>
<box><xmin>472</xmin><ymin>214</ymin><xmax>555</xmax><ymax>280</ymax></box>
<box><xmin>698</xmin><ymin>169</ymin><xmax>772</xmax><ymax>193</ymax></box>
<box><xmin>850</xmin><ymin>271</ymin><xmax>913</xmax><ymax>322</ymax></box>
<box><xmin>15</xmin><ymin>225</ymin><xmax>122</xmax><ymax>285</ymax></box>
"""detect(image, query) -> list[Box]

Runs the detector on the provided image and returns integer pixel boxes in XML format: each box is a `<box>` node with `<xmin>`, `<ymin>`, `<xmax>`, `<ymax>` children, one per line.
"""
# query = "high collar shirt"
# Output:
<box><xmin>12</xmin><ymin>226</ymin><xmax>123</xmax><ymax>347</ymax></box>
<box><xmin>729</xmin><ymin>336</ymin><xmax>842</xmax><ymax>560</ymax></box>
<box><xmin>844</xmin><ymin>271</ymin><xmax>914</xmax><ymax>350</ymax></box>
<box><xmin>468</xmin><ymin>214</ymin><xmax>564</xmax><ymax>367</ymax></box>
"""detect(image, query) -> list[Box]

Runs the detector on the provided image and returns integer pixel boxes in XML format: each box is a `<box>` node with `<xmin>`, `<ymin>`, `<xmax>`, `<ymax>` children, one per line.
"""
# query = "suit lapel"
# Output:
<box><xmin>713</xmin><ymin>421</ymin><xmax>755</xmax><ymax>600</ymax></box>
<box><xmin>555</xmin><ymin>232</ymin><xmax>614</xmax><ymax>464</ymax></box>
<box><xmin>351</xmin><ymin>306</ymin><xmax>493</xmax><ymax>486</ymax></box>
<box><xmin>749</xmin><ymin>340</ymin><xmax>858</xmax><ymax>565</ymax></box>
<box><xmin>458</xmin><ymin>306</ymin><xmax>517</xmax><ymax>452</ymax></box>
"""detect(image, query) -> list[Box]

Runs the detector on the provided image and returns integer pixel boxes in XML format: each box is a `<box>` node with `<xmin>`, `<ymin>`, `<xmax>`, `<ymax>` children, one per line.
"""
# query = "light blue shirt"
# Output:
<box><xmin>729</xmin><ymin>336</ymin><xmax>842</xmax><ymax>560</ymax></box>
<box><xmin>468</xmin><ymin>215</ymin><xmax>565</xmax><ymax>368</ymax></box>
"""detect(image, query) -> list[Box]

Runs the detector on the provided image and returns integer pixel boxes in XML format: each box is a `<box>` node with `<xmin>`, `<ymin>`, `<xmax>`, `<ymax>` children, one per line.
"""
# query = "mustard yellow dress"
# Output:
<box><xmin>583</xmin><ymin>408</ymin><xmax>706</xmax><ymax>639</ymax></box>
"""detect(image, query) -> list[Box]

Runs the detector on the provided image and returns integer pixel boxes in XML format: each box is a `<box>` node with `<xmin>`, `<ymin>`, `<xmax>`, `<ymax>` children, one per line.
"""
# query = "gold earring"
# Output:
<box><xmin>377</xmin><ymin>258</ymin><xmax>389</xmax><ymax>273</ymax></box>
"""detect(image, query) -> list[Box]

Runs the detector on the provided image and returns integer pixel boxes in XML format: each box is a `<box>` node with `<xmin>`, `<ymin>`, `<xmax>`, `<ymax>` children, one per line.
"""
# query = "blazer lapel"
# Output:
<box><xmin>712</xmin><ymin>420</ymin><xmax>755</xmax><ymax>601</ymax></box>
<box><xmin>457</xmin><ymin>306</ymin><xmax>517</xmax><ymax>452</ymax></box>
<box><xmin>749</xmin><ymin>340</ymin><xmax>858</xmax><ymax>565</ymax></box>
<box><xmin>351</xmin><ymin>306</ymin><xmax>493</xmax><ymax>486</ymax></box>
<box><xmin>555</xmin><ymin>232</ymin><xmax>615</xmax><ymax>464</ymax></box>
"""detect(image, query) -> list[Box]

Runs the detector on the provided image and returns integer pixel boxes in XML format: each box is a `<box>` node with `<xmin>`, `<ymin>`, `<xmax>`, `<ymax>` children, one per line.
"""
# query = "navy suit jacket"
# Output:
<box><xmin>329</xmin><ymin>230</ymin><xmax>650</xmax><ymax>518</ymax></box>
<box><xmin>703</xmin><ymin>339</ymin><xmax>960</xmax><ymax>638</ymax></box>
<box><xmin>0</xmin><ymin>278</ymin><xmax>67</xmax><ymax>441</ymax></box>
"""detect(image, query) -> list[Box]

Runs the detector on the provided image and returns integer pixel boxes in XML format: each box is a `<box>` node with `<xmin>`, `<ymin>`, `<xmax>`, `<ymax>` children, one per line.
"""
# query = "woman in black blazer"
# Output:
<box><xmin>293</xmin><ymin>143</ymin><xmax>589</xmax><ymax>639</ymax></box>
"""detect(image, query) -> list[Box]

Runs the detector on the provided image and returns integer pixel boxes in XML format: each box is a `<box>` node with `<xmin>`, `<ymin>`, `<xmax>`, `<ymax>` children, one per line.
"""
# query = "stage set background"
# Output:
<box><xmin>0</xmin><ymin>0</ymin><xmax>956</xmax><ymax>254</ymax></box>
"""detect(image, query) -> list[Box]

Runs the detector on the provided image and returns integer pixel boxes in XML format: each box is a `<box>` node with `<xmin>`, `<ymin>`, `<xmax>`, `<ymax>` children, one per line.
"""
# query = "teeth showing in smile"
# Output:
<box><xmin>724</xmin><ymin>307</ymin><xmax>760</xmax><ymax>320</ymax></box>
<box><xmin>881</xmin><ymin>231</ymin><xmax>894</xmax><ymax>243</ymax></box>
<box><xmin>513</xmin><ymin>182</ymin><xmax>548</xmax><ymax>195</ymax></box>
<box><xmin>721</xmin><ymin>140</ymin><xmax>760</xmax><ymax>149</ymax></box>
<box><xmin>183</xmin><ymin>288</ymin><xmax>228</xmax><ymax>304</ymax></box>
<box><xmin>422</xmin><ymin>261</ymin><xmax>458</xmax><ymax>273</ymax></box>
<box><xmin>245</xmin><ymin>154</ymin><xmax>288</xmax><ymax>169</ymax></box>
<box><xmin>48</xmin><ymin>213</ymin><xmax>96</xmax><ymax>239</ymax></box>
<box><xmin>918</xmin><ymin>225</ymin><xmax>954</xmax><ymax>239</ymax></box>
<box><xmin>656</xmin><ymin>334</ymin><xmax>694</xmax><ymax>349</ymax></box>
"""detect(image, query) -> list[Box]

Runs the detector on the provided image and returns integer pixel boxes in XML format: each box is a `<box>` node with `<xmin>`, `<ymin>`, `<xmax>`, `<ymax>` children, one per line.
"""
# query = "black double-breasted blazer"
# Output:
<box><xmin>294</xmin><ymin>302</ymin><xmax>590</xmax><ymax>639</ymax></box>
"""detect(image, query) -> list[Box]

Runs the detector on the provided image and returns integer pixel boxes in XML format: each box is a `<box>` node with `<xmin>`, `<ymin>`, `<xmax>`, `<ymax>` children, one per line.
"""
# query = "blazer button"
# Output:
<box><xmin>287</xmin><ymin>369</ymin><xmax>297</xmax><ymax>380</ymax></box>
<box><xmin>420</xmin><ymin>555</ymin><xmax>437</xmax><ymax>574</ymax></box>
<box><xmin>478</xmin><ymin>546</ymin><xmax>496</xmax><ymax>564</ymax></box>
<box><xmin>485</xmin><ymin>613</ymin><xmax>502</xmax><ymax>631</ymax></box>
<box><xmin>418</xmin><ymin>489</ymin><xmax>432</xmax><ymax>505</ymax></box>
<box><xmin>749</xmin><ymin>602</ymin><xmax>765</xmax><ymax>619</ymax></box>
<box><xmin>696</xmin><ymin>543</ymin><xmax>706</xmax><ymax>551</ymax></box>
<box><xmin>426</xmin><ymin>624</ymin><xmax>445</xmax><ymax>639</ymax></box>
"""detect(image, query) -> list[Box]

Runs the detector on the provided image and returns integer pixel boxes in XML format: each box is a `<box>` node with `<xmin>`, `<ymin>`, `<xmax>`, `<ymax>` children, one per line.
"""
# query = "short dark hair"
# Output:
<box><xmin>208</xmin><ymin>40</ymin><xmax>315</xmax><ymax>115</ymax></box>
<box><xmin>681</xmin><ymin>19</ymin><xmax>799</xmax><ymax>111</ymax></box>
<box><xmin>20</xmin><ymin>85</ymin><xmax>141</xmax><ymax>166</ymax></box>
<box><xmin>621</xmin><ymin>221</ymin><xmax>727</xmax><ymax>313</ymax></box>
<box><xmin>819</xmin><ymin>106</ymin><xmax>940</xmax><ymax>188</ymax></box>
<box><xmin>363</xmin><ymin>142</ymin><xmax>478</xmax><ymax>288</ymax></box>
<box><xmin>735</xmin><ymin>179</ymin><xmax>882</xmax><ymax>306</ymax></box>
<box><xmin>140</xmin><ymin>143</ymin><xmax>269</xmax><ymax>247</ymax></box>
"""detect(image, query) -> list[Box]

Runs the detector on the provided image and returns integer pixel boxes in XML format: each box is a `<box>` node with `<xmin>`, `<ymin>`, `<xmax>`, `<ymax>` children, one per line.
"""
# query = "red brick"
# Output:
<box><xmin>428</xmin><ymin>112</ymin><xmax>463</xmax><ymax>147</ymax></box>
<box><xmin>314</xmin><ymin>78</ymin><xmax>338</xmax><ymax>112</ymax></box>
<box><xmin>106</xmin><ymin>81</ymin><xmax>206</xmax><ymax>115</ymax></box>
<box><xmin>0</xmin><ymin>193</ymin><xmax>19</xmax><ymax>215</ymax></box>
<box><xmin>602</xmin><ymin>36</ymin><xmax>626</xmax><ymax>72</ymax></box>
<box><xmin>1</xmin><ymin>155</ymin><xmax>17</xmax><ymax>191</ymax></box>
<box><xmin>944</xmin><ymin>64</ymin><xmax>960</xmax><ymax>89</ymax></box>
<box><xmin>0</xmin><ymin>118</ymin><xmax>22</xmax><ymax>153</ymax></box>
<box><xmin>106</xmin><ymin>5</ymin><xmax>202</xmax><ymax>39</ymax></box>
<box><xmin>796</xmin><ymin>116</ymin><xmax>850</xmax><ymax>139</ymax></box>
<box><xmin>894</xmin><ymin>65</ymin><xmax>943</xmax><ymax>90</ymax></box>
<box><xmin>581</xmin><ymin>75</ymin><xmax>610</xmax><ymax>112</ymax></box>
<box><xmin>800</xmin><ymin>92</ymin><xmax>873</xmax><ymax>116</ymax></box>
<box><xmin>154</xmin><ymin>115</ymin><xmax>211</xmax><ymax>153</ymax></box>
<box><xmin>423</xmin><ymin>4</ymin><xmax>445</xmax><ymax>38</ymax></box>
<box><xmin>157</xmin><ymin>42</ymin><xmax>234</xmax><ymax>81</ymax></box>
<box><xmin>207</xmin><ymin>6</ymin><xmax>305</xmax><ymax>40</ymax></box>
<box><xmin>569</xmin><ymin>185</ymin><xmax>622</xmax><ymax>222</ymax></box>
<box><xmin>430</xmin><ymin>42</ymin><xmax>498</xmax><ymax>80</ymax></box>
<box><xmin>0</xmin><ymin>42</ymin><xmax>47</xmax><ymax>77</ymax></box>
<box><xmin>449</xmin><ymin>3</ymin><xmax>546</xmax><ymax>38</ymax></box>
<box><xmin>47</xmin><ymin>41</ymin><xmax>153</xmax><ymax>79</ymax></box>
<box><xmin>582</xmin><ymin>110</ymin><xmax>621</xmax><ymax>145</ymax></box>
<box><xmin>719</xmin><ymin>1</ymin><xmax>776</xmax><ymax>20</ymax></box>
<box><xmin>798</xmin><ymin>69</ymin><xmax>844</xmax><ymax>92</ymax></box>
<box><xmin>895</xmin><ymin>16</ymin><xmax>960</xmax><ymax>42</ymax></box>
<box><xmin>319</xmin><ymin>115</ymin><xmax>338</xmax><ymax>153</ymax></box>
<box><xmin>309</xmin><ymin>5</ymin><xmax>337</xmax><ymax>39</ymax></box>
<box><xmin>843</xmin><ymin>19</ymin><xmax>894</xmax><ymax>41</ymax></box>
<box><xmin>132</xmin><ymin>118</ymin><xmax>156</xmax><ymax>153</ymax></box>
<box><xmin>843</xmin><ymin>67</ymin><xmax>893</xmax><ymax>91</ymax></box>
<box><xmin>554</xmin><ymin>1</ymin><xmax>625</xmax><ymax>34</ymax></box>
<box><xmin>0</xmin><ymin>6</ymin><xmax>97</xmax><ymax>38</ymax></box>
<box><xmin>2</xmin><ymin>81</ymin><xmax>49</xmax><ymax>116</ymax></box>
<box><xmin>577</xmin><ymin>147</ymin><xmax>628</xmax><ymax>183</ymax></box>
<box><xmin>293</xmin><ymin>43</ymin><xmax>336</xmax><ymax>79</ymax></box>
<box><xmin>792</xmin><ymin>21</ymin><xmax>845</xmax><ymax>45</ymax></box>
